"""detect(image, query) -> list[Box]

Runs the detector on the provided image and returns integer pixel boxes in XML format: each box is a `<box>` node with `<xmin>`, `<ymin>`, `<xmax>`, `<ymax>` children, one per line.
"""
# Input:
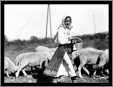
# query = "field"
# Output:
<box><xmin>3</xmin><ymin>32</ymin><xmax>110</xmax><ymax>84</ymax></box>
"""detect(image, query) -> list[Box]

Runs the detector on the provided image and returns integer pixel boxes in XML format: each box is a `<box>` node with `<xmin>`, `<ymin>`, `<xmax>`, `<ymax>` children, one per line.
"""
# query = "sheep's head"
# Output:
<box><xmin>9</xmin><ymin>64</ymin><xmax>19</xmax><ymax>73</ymax></box>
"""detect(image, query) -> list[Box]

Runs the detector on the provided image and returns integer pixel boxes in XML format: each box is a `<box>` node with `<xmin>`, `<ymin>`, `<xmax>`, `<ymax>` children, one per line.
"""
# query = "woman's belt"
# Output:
<box><xmin>58</xmin><ymin>44</ymin><xmax>71</xmax><ymax>48</ymax></box>
<box><xmin>58</xmin><ymin>44</ymin><xmax>73</xmax><ymax>54</ymax></box>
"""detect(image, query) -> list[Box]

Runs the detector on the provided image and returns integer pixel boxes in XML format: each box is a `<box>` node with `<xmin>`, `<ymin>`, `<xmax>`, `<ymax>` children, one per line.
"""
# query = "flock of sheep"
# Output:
<box><xmin>4</xmin><ymin>46</ymin><xmax>56</xmax><ymax>78</ymax></box>
<box><xmin>72</xmin><ymin>48</ymin><xmax>109</xmax><ymax>78</ymax></box>
<box><xmin>4</xmin><ymin>45</ymin><xmax>109</xmax><ymax>81</ymax></box>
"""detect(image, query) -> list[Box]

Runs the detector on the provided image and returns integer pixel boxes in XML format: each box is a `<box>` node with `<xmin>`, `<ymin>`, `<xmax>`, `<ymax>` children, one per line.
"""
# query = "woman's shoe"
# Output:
<box><xmin>71</xmin><ymin>76</ymin><xmax>78</xmax><ymax>83</ymax></box>
<box><xmin>43</xmin><ymin>69</ymin><xmax>57</xmax><ymax>77</ymax></box>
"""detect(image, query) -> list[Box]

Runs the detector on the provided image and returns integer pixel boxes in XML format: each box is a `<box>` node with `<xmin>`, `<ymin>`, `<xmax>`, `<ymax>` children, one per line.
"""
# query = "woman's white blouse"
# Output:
<box><xmin>58</xmin><ymin>27</ymin><xmax>71</xmax><ymax>44</ymax></box>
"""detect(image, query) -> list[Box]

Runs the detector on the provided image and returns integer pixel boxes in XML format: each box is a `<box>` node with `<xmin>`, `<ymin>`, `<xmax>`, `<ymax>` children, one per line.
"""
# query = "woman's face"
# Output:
<box><xmin>64</xmin><ymin>17</ymin><xmax>72</xmax><ymax>27</ymax></box>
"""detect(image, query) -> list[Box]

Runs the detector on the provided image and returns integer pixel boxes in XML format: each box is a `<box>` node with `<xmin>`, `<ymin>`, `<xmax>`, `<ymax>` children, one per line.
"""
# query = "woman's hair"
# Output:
<box><xmin>64</xmin><ymin>16</ymin><xmax>72</xmax><ymax>23</ymax></box>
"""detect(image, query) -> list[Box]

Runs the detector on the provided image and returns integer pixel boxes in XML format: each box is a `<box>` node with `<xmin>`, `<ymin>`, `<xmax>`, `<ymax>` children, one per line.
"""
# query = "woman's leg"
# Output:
<box><xmin>63</xmin><ymin>52</ymin><xmax>76</xmax><ymax>77</ymax></box>
<box><xmin>56</xmin><ymin>62</ymin><xmax>68</xmax><ymax>77</ymax></box>
<box><xmin>44</xmin><ymin>47</ymin><xmax>65</xmax><ymax>76</ymax></box>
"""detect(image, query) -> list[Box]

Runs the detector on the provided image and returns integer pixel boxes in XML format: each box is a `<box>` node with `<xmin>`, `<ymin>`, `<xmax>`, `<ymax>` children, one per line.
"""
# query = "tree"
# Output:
<box><xmin>30</xmin><ymin>36</ymin><xmax>38</xmax><ymax>43</ymax></box>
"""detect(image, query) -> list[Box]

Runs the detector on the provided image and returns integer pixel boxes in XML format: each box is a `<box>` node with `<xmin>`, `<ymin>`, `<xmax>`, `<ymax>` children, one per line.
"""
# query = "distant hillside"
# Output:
<box><xmin>4</xmin><ymin>32</ymin><xmax>109</xmax><ymax>50</ymax></box>
<box><xmin>77</xmin><ymin>32</ymin><xmax>109</xmax><ymax>50</ymax></box>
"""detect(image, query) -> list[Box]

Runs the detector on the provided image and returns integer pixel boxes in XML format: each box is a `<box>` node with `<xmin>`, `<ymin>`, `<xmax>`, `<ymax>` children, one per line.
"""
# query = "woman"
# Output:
<box><xmin>44</xmin><ymin>16</ymin><xmax>77</xmax><ymax>82</ymax></box>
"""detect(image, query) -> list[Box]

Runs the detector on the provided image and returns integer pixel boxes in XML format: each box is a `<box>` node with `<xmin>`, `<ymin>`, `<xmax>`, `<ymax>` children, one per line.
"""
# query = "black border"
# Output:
<box><xmin>1</xmin><ymin>1</ymin><xmax>112</xmax><ymax>86</ymax></box>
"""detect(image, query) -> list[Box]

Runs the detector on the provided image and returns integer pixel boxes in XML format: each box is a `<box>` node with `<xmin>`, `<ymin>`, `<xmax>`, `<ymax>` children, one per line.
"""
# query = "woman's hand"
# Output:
<box><xmin>68</xmin><ymin>36</ymin><xmax>74</xmax><ymax>41</ymax></box>
<box><xmin>68</xmin><ymin>37</ymin><xmax>71</xmax><ymax>41</ymax></box>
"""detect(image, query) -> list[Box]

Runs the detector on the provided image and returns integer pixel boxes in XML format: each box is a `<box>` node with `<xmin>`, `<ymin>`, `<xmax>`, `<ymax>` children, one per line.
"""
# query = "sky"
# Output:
<box><xmin>5</xmin><ymin>4</ymin><xmax>108</xmax><ymax>41</ymax></box>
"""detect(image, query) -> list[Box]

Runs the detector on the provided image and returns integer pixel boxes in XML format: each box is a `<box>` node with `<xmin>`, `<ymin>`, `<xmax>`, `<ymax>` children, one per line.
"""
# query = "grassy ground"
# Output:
<box><xmin>4</xmin><ymin>44</ymin><xmax>109</xmax><ymax>84</ymax></box>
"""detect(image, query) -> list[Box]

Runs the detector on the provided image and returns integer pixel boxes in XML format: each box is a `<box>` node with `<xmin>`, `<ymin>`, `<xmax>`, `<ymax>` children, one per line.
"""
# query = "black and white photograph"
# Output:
<box><xmin>1</xmin><ymin>1</ymin><xmax>112</xmax><ymax>86</ymax></box>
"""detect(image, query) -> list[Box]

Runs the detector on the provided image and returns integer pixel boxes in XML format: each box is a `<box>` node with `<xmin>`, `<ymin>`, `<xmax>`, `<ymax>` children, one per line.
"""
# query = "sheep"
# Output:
<box><xmin>35</xmin><ymin>46</ymin><xmax>50</xmax><ymax>53</ymax></box>
<box><xmin>4</xmin><ymin>56</ymin><xmax>18</xmax><ymax>77</ymax></box>
<box><xmin>15</xmin><ymin>52</ymin><xmax>50</xmax><ymax>77</ymax></box>
<box><xmin>14</xmin><ymin>46</ymin><xmax>48</xmax><ymax>65</ymax></box>
<box><xmin>97</xmin><ymin>49</ymin><xmax>109</xmax><ymax>75</ymax></box>
<box><xmin>35</xmin><ymin>45</ymin><xmax>57</xmax><ymax>60</ymax></box>
<box><xmin>72</xmin><ymin>47</ymin><xmax>104</xmax><ymax>78</ymax></box>
<box><xmin>98</xmin><ymin>49</ymin><xmax>109</xmax><ymax>68</ymax></box>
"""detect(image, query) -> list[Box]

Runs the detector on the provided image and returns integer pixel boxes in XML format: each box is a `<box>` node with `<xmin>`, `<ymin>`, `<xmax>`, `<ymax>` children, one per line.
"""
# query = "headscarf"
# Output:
<box><xmin>61</xmin><ymin>16</ymin><xmax>73</xmax><ymax>30</ymax></box>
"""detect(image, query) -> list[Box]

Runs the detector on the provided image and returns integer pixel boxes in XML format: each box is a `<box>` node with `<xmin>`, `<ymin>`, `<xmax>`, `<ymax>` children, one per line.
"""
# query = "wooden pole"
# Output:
<box><xmin>45</xmin><ymin>4</ymin><xmax>49</xmax><ymax>38</ymax></box>
<box><xmin>45</xmin><ymin>4</ymin><xmax>52</xmax><ymax>39</ymax></box>
<box><xmin>49</xmin><ymin>5</ymin><xmax>52</xmax><ymax>38</ymax></box>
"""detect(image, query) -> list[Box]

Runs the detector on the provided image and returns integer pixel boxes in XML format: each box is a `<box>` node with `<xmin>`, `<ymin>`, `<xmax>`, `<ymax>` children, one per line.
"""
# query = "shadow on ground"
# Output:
<box><xmin>32</xmin><ymin>67</ymin><xmax>55</xmax><ymax>83</ymax></box>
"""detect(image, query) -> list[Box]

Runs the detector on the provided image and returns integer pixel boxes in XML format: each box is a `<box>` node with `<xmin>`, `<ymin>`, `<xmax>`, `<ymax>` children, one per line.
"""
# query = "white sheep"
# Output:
<box><xmin>4</xmin><ymin>56</ymin><xmax>18</xmax><ymax>77</ymax></box>
<box><xmin>97</xmin><ymin>49</ymin><xmax>109</xmax><ymax>75</ymax></box>
<box><xmin>35</xmin><ymin>46</ymin><xmax>50</xmax><ymax>53</ymax></box>
<box><xmin>15</xmin><ymin>51</ymin><xmax>49</xmax><ymax>77</ymax></box>
<box><xmin>35</xmin><ymin>45</ymin><xmax>57</xmax><ymax>60</ymax></box>
<box><xmin>98</xmin><ymin>49</ymin><xmax>109</xmax><ymax>67</ymax></box>
<box><xmin>72</xmin><ymin>47</ymin><xmax>104</xmax><ymax>78</ymax></box>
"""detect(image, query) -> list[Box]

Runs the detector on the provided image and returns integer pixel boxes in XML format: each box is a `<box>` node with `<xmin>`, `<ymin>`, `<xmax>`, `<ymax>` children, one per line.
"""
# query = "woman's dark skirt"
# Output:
<box><xmin>44</xmin><ymin>44</ymin><xmax>72</xmax><ymax>77</ymax></box>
